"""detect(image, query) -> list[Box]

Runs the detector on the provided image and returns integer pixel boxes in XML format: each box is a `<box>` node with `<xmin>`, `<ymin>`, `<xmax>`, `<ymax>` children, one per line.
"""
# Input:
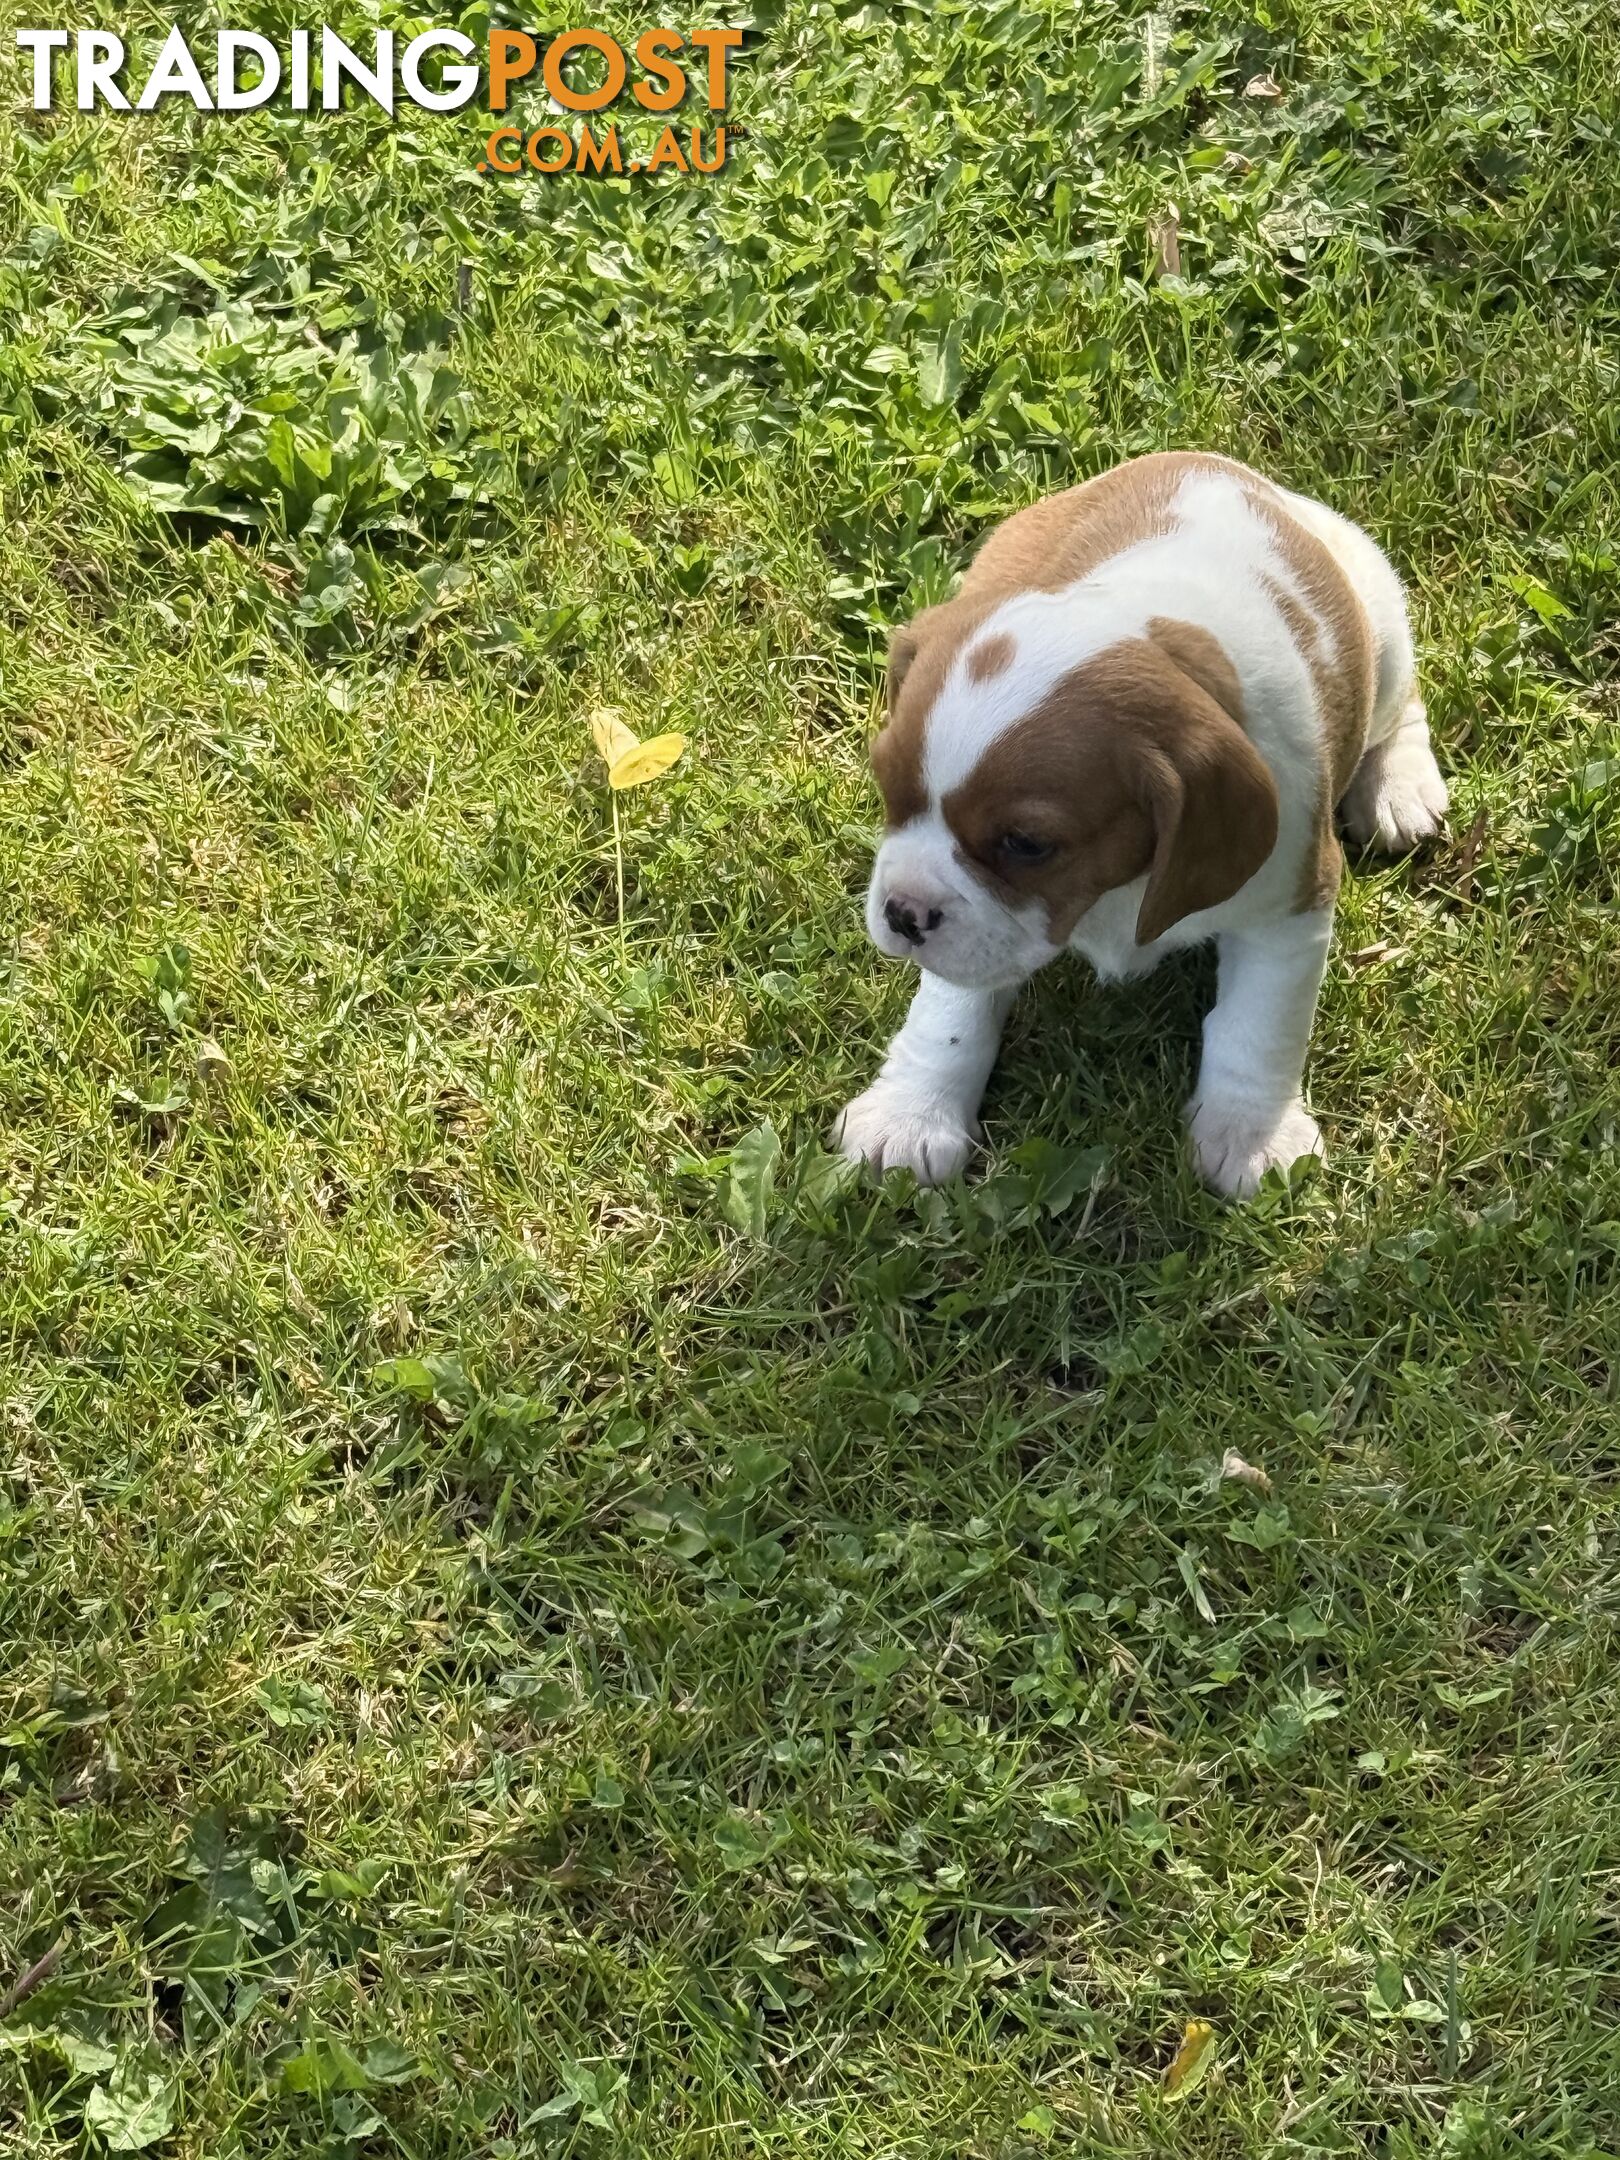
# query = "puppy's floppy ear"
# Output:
<box><xmin>887</xmin><ymin>622</ymin><xmax>922</xmax><ymax>713</ymax></box>
<box><xmin>1134</xmin><ymin>684</ymin><xmax>1279</xmax><ymax>945</ymax></box>
<box><xmin>885</xmin><ymin>603</ymin><xmax>947</xmax><ymax>714</ymax></box>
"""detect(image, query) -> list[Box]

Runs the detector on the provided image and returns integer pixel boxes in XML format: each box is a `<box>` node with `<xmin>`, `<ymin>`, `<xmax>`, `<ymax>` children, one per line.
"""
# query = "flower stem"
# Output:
<box><xmin>612</xmin><ymin>793</ymin><xmax>626</xmax><ymax>952</ymax></box>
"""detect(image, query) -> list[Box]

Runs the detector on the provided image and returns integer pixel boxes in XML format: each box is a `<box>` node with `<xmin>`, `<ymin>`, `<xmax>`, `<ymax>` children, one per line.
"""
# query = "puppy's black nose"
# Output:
<box><xmin>884</xmin><ymin>893</ymin><xmax>944</xmax><ymax>946</ymax></box>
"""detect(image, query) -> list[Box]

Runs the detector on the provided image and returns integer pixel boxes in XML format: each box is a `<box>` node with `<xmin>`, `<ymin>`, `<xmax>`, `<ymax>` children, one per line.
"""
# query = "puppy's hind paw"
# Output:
<box><xmin>1341</xmin><ymin>738</ymin><xmax>1449</xmax><ymax>854</ymax></box>
<box><xmin>833</xmin><ymin>1085</ymin><xmax>975</xmax><ymax>1186</ymax></box>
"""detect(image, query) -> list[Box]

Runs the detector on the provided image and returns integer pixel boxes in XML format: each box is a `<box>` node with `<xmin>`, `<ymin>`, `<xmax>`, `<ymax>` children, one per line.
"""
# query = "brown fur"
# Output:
<box><xmin>941</xmin><ymin>640</ymin><xmax>1279</xmax><ymax>946</ymax></box>
<box><xmin>967</xmin><ymin>633</ymin><xmax>1016</xmax><ymax>683</ymax></box>
<box><xmin>964</xmin><ymin>452</ymin><xmax>1231</xmax><ymax>596</ymax></box>
<box><xmin>1145</xmin><ymin>616</ymin><xmax>1246</xmax><ymax>727</ymax></box>
<box><xmin>1240</xmin><ymin>483</ymin><xmax>1376</xmax><ymax>910</ymax></box>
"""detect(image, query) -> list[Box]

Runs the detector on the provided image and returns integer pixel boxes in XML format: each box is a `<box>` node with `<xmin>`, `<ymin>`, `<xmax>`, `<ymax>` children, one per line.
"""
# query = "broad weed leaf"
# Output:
<box><xmin>362</xmin><ymin>2039</ymin><xmax>419</xmax><ymax>2086</ymax></box>
<box><xmin>1505</xmin><ymin>571</ymin><xmax>1572</xmax><ymax>622</ymax></box>
<box><xmin>257</xmin><ymin>1677</ymin><xmax>330</xmax><ymax>1730</ymax></box>
<box><xmin>719</xmin><ymin>1121</ymin><xmax>781</xmax><ymax>1239</ymax></box>
<box><xmin>180</xmin><ymin>1808</ymin><xmax>280</xmax><ymax>1936</ymax></box>
<box><xmin>84</xmin><ymin>2065</ymin><xmax>176</xmax><ymax>2151</ymax></box>
<box><xmin>280</xmin><ymin>2036</ymin><xmax>370</xmax><ymax>2095</ymax></box>
<box><xmin>916</xmin><ymin>322</ymin><xmax>963</xmax><ymax>407</ymax></box>
<box><xmin>54</xmin><ymin>2033</ymin><xmax>118</xmax><ymax>2079</ymax></box>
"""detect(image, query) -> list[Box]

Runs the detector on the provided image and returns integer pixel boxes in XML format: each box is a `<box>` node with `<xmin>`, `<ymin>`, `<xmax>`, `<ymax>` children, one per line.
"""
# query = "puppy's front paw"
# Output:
<box><xmin>833</xmin><ymin>1085</ymin><xmax>975</xmax><ymax>1186</ymax></box>
<box><xmin>1189</xmin><ymin>1096</ymin><xmax>1323</xmax><ymax>1200</ymax></box>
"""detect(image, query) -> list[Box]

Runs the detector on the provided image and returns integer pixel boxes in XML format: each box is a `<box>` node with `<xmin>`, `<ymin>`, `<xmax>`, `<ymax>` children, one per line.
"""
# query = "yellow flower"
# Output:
<box><xmin>590</xmin><ymin>706</ymin><xmax>687</xmax><ymax>790</ymax></box>
<box><xmin>1163</xmin><ymin>2019</ymin><xmax>1216</xmax><ymax>2098</ymax></box>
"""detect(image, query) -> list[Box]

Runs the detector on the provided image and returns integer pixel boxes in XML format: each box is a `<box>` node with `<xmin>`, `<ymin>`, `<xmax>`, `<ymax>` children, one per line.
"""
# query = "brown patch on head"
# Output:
<box><xmin>941</xmin><ymin>638</ymin><xmax>1280</xmax><ymax>947</ymax></box>
<box><xmin>967</xmin><ymin>633</ymin><xmax>1015</xmax><ymax>683</ymax></box>
<box><xmin>869</xmin><ymin>452</ymin><xmax>1244</xmax><ymax>833</ymax></box>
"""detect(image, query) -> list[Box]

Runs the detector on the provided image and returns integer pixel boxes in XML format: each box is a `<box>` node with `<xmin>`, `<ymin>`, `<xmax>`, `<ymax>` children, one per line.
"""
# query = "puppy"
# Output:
<box><xmin>836</xmin><ymin>451</ymin><xmax>1447</xmax><ymax>1197</ymax></box>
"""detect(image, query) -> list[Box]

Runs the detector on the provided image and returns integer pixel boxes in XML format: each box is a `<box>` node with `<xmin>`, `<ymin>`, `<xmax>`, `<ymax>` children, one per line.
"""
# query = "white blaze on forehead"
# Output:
<box><xmin>921</xmin><ymin>596</ymin><xmax>1116</xmax><ymax>800</ymax></box>
<box><xmin>917</xmin><ymin>466</ymin><xmax>1321</xmax><ymax>805</ymax></box>
<box><xmin>876</xmin><ymin>813</ymin><xmax>974</xmax><ymax>898</ymax></box>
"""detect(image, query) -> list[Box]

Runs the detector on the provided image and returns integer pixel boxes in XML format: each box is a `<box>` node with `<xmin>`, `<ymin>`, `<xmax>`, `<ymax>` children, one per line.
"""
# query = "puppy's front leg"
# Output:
<box><xmin>1188</xmin><ymin>911</ymin><xmax>1334</xmax><ymax>1199</ymax></box>
<box><xmin>836</xmin><ymin>974</ymin><xmax>1016</xmax><ymax>1184</ymax></box>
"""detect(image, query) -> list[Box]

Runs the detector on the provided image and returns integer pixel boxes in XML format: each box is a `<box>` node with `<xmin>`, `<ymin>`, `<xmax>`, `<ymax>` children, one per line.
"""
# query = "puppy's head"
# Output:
<box><xmin>865</xmin><ymin>606</ymin><xmax>1279</xmax><ymax>989</ymax></box>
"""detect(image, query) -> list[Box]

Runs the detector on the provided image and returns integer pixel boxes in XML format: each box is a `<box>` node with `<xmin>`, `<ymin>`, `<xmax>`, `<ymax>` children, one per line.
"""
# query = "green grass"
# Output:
<box><xmin>2</xmin><ymin>1</ymin><xmax>1618</xmax><ymax>2153</ymax></box>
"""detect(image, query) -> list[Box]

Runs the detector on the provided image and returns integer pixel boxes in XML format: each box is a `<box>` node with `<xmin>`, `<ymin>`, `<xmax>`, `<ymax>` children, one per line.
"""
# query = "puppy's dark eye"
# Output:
<box><xmin>997</xmin><ymin>830</ymin><xmax>1055</xmax><ymax>866</ymax></box>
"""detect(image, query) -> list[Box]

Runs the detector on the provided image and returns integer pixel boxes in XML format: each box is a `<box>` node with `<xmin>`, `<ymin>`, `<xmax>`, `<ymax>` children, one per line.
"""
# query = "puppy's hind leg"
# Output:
<box><xmin>1296</xmin><ymin>497</ymin><xmax>1446</xmax><ymax>854</ymax></box>
<box><xmin>1340</xmin><ymin>693</ymin><xmax>1448</xmax><ymax>854</ymax></box>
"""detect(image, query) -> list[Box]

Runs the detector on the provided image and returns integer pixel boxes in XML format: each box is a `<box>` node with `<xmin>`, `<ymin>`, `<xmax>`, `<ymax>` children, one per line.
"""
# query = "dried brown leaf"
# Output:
<box><xmin>1151</xmin><ymin>202</ymin><xmax>1182</xmax><ymax>277</ymax></box>
<box><xmin>1221</xmin><ymin>1449</ymin><xmax>1273</xmax><ymax>1495</ymax></box>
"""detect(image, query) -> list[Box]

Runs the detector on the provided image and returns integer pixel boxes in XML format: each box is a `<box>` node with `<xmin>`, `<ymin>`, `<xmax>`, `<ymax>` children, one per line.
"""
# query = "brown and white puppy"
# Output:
<box><xmin>836</xmin><ymin>451</ymin><xmax>1447</xmax><ymax>1196</ymax></box>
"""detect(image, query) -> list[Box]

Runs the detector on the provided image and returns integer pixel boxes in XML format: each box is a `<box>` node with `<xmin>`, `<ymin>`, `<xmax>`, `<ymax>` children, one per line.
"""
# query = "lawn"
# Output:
<box><xmin>2</xmin><ymin>1</ymin><xmax>1618</xmax><ymax>2153</ymax></box>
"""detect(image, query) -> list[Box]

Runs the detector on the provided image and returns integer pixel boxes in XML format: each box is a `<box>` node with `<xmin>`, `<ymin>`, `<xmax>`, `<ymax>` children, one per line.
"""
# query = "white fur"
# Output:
<box><xmin>839</xmin><ymin>461</ymin><xmax>1448</xmax><ymax>1198</ymax></box>
<box><xmin>1341</xmin><ymin>697</ymin><xmax>1449</xmax><ymax>850</ymax></box>
<box><xmin>834</xmin><ymin>975</ymin><xmax>1012</xmax><ymax>1183</ymax></box>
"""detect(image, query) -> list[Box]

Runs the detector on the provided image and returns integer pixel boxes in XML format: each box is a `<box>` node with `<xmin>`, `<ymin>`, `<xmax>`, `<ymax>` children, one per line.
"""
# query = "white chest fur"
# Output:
<box><xmin>1067</xmin><ymin>880</ymin><xmax>1164</xmax><ymax>981</ymax></box>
